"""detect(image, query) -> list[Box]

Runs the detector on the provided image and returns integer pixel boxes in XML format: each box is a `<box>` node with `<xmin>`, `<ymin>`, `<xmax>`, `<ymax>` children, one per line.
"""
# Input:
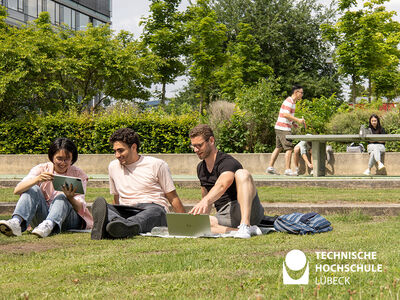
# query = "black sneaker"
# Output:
<box><xmin>106</xmin><ymin>220</ymin><xmax>140</xmax><ymax>239</ymax></box>
<box><xmin>91</xmin><ymin>197</ymin><xmax>108</xmax><ymax>240</ymax></box>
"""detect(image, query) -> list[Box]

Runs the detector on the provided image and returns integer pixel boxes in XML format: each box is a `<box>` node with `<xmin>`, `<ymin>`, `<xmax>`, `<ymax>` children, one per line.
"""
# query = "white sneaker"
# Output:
<box><xmin>363</xmin><ymin>169</ymin><xmax>371</xmax><ymax>176</ymax></box>
<box><xmin>378</xmin><ymin>162</ymin><xmax>385</xmax><ymax>170</ymax></box>
<box><xmin>32</xmin><ymin>220</ymin><xmax>54</xmax><ymax>238</ymax></box>
<box><xmin>250</xmin><ymin>225</ymin><xmax>262</xmax><ymax>236</ymax></box>
<box><xmin>234</xmin><ymin>224</ymin><xmax>252</xmax><ymax>239</ymax></box>
<box><xmin>266</xmin><ymin>167</ymin><xmax>279</xmax><ymax>175</ymax></box>
<box><xmin>284</xmin><ymin>169</ymin><xmax>296</xmax><ymax>176</ymax></box>
<box><xmin>0</xmin><ymin>219</ymin><xmax>22</xmax><ymax>237</ymax></box>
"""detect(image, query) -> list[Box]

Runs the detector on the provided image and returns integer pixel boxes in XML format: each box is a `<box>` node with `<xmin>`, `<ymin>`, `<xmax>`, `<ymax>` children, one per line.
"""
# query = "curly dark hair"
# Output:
<box><xmin>48</xmin><ymin>138</ymin><xmax>78</xmax><ymax>165</ymax></box>
<box><xmin>109</xmin><ymin>128</ymin><xmax>141</xmax><ymax>149</ymax></box>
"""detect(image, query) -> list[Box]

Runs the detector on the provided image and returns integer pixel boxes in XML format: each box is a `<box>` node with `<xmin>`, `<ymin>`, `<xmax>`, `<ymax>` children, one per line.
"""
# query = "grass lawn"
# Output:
<box><xmin>1</xmin><ymin>186</ymin><xmax>400</xmax><ymax>204</ymax></box>
<box><xmin>0</xmin><ymin>212</ymin><xmax>399</xmax><ymax>299</ymax></box>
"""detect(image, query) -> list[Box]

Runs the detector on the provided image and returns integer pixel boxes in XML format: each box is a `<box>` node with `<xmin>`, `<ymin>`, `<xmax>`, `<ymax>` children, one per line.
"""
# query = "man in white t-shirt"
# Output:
<box><xmin>91</xmin><ymin>128</ymin><xmax>185</xmax><ymax>240</ymax></box>
<box><xmin>266</xmin><ymin>85</ymin><xmax>306</xmax><ymax>176</ymax></box>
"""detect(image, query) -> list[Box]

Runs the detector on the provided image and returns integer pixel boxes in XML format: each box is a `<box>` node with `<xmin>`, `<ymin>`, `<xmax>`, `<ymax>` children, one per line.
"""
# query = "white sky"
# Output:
<box><xmin>110</xmin><ymin>0</ymin><xmax>400</xmax><ymax>97</ymax></box>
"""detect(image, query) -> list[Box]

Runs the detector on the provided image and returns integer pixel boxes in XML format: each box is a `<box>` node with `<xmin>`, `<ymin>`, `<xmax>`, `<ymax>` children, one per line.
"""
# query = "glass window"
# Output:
<box><xmin>77</xmin><ymin>12</ymin><xmax>89</xmax><ymax>31</ymax></box>
<box><xmin>62</xmin><ymin>6</ymin><xmax>72</xmax><ymax>28</ymax></box>
<box><xmin>71</xmin><ymin>10</ymin><xmax>75</xmax><ymax>29</ymax></box>
<box><xmin>55</xmin><ymin>2</ymin><xmax>59</xmax><ymax>24</ymax></box>
<box><xmin>8</xmin><ymin>0</ymin><xmax>18</xmax><ymax>10</ymax></box>
<box><xmin>18</xmin><ymin>0</ymin><xmax>23</xmax><ymax>11</ymax></box>
<box><xmin>46</xmin><ymin>0</ymin><xmax>55</xmax><ymax>23</ymax></box>
<box><xmin>27</xmin><ymin>0</ymin><xmax>38</xmax><ymax>17</ymax></box>
<box><xmin>38</xmin><ymin>0</ymin><xmax>42</xmax><ymax>14</ymax></box>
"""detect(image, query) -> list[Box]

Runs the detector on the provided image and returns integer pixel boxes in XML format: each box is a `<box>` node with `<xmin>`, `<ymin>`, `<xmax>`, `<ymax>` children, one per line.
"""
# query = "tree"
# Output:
<box><xmin>321</xmin><ymin>0</ymin><xmax>400</xmax><ymax>102</ymax></box>
<box><xmin>212</xmin><ymin>0</ymin><xmax>341</xmax><ymax>99</ymax></box>
<box><xmin>0</xmin><ymin>11</ymin><xmax>159</xmax><ymax>120</ymax></box>
<box><xmin>214</xmin><ymin>23</ymin><xmax>273</xmax><ymax>100</ymax></box>
<box><xmin>185</xmin><ymin>0</ymin><xmax>227</xmax><ymax>115</ymax></box>
<box><xmin>140</xmin><ymin>0</ymin><xmax>186</xmax><ymax>105</ymax></box>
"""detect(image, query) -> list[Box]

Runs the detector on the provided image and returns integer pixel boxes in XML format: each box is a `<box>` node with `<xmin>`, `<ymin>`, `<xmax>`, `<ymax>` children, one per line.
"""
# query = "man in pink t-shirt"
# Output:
<box><xmin>266</xmin><ymin>85</ymin><xmax>306</xmax><ymax>176</ymax></box>
<box><xmin>91</xmin><ymin>128</ymin><xmax>185</xmax><ymax>240</ymax></box>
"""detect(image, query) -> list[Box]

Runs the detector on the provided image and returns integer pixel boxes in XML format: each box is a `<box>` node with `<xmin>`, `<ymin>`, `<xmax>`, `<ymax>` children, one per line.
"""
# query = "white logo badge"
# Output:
<box><xmin>283</xmin><ymin>249</ymin><xmax>309</xmax><ymax>285</ymax></box>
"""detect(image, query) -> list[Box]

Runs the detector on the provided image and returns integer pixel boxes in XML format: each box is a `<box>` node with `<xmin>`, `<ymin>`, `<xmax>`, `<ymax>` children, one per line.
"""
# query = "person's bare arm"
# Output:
<box><xmin>62</xmin><ymin>184</ymin><xmax>83</xmax><ymax>212</ymax></box>
<box><xmin>282</xmin><ymin>113</ymin><xmax>305</xmax><ymax>126</ymax></box>
<box><xmin>113</xmin><ymin>194</ymin><xmax>119</xmax><ymax>205</ymax></box>
<box><xmin>14</xmin><ymin>172</ymin><xmax>54</xmax><ymax>195</ymax></box>
<box><xmin>189</xmin><ymin>171</ymin><xmax>234</xmax><ymax>215</ymax></box>
<box><xmin>165</xmin><ymin>190</ymin><xmax>185</xmax><ymax>213</ymax></box>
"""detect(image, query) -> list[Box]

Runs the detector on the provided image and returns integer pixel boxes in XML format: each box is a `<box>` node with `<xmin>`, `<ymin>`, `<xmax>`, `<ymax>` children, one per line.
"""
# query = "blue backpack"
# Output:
<box><xmin>273</xmin><ymin>212</ymin><xmax>332</xmax><ymax>235</ymax></box>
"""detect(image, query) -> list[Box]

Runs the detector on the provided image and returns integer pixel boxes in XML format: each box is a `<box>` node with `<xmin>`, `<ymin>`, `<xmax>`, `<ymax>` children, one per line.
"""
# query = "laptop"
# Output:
<box><xmin>166</xmin><ymin>213</ymin><xmax>213</xmax><ymax>237</ymax></box>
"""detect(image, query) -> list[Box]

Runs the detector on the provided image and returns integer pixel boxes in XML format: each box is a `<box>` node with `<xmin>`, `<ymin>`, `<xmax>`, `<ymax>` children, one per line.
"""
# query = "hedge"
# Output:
<box><xmin>0</xmin><ymin>110</ymin><xmax>199</xmax><ymax>154</ymax></box>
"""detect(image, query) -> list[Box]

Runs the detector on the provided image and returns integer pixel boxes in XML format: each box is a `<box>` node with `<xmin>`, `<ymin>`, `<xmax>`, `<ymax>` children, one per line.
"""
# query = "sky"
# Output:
<box><xmin>110</xmin><ymin>0</ymin><xmax>400</xmax><ymax>97</ymax></box>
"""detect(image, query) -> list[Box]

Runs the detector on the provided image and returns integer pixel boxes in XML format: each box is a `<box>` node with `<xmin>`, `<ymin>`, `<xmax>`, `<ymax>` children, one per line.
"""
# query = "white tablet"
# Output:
<box><xmin>52</xmin><ymin>175</ymin><xmax>85</xmax><ymax>194</ymax></box>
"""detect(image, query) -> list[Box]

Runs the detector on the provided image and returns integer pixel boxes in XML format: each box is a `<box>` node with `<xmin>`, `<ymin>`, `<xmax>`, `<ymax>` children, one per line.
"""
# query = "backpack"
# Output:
<box><xmin>273</xmin><ymin>212</ymin><xmax>332</xmax><ymax>235</ymax></box>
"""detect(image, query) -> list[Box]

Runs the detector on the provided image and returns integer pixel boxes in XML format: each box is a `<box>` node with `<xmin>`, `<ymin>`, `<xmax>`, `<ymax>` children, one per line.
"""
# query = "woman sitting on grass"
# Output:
<box><xmin>363</xmin><ymin>114</ymin><xmax>386</xmax><ymax>176</ymax></box>
<box><xmin>0</xmin><ymin>138</ymin><xmax>93</xmax><ymax>238</ymax></box>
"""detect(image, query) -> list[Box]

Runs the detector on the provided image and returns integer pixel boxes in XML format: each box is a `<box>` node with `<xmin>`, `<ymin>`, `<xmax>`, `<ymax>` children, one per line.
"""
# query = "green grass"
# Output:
<box><xmin>0</xmin><ymin>214</ymin><xmax>399</xmax><ymax>299</ymax></box>
<box><xmin>1</xmin><ymin>186</ymin><xmax>400</xmax><ymax>203</ymax></box>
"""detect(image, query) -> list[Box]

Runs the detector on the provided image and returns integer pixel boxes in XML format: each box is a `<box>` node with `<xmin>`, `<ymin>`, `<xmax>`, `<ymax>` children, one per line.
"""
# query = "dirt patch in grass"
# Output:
<box><xmin>0</xmin><ymin>241</ymin><xmax>62</xmax><ymax>254</ymax></box>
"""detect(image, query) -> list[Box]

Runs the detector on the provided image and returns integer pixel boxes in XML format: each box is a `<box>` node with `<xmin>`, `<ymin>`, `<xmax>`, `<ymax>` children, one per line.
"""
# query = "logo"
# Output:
<box><xmin>283</xmin><ymin>250</ymin><xmax>309</xmax><ymax>285</ymax></box>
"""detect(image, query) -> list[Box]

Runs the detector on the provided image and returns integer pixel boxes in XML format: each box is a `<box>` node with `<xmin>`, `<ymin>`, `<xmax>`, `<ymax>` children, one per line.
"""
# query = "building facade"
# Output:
<box><xmin>1</xmin><ymin>0</ymin><xmax>111</xmax><ymax>30</ymax></box>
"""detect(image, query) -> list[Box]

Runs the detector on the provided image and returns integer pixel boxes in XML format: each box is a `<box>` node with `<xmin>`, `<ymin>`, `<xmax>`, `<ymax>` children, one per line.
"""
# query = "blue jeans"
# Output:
<box><xmin>13</xmin><ymin>185</ymin><xmax>83</xmax><ymax>234</ymax></box>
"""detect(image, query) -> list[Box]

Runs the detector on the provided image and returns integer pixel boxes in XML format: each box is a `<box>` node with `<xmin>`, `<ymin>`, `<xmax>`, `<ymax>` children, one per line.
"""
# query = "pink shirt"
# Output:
<box><xmin>108</xmin><ymin>156</ymin><xmax>176</xmax><ymax>212</ymax></box>
<box><xmin>275</xmin><ymin>96</ymin><xmax>296</xmax><ymax>131</ymax></box>
<box><xmin>22</xmin><ymin>162</ymin><xmax>93</xmax><ymax>229</ymax></box>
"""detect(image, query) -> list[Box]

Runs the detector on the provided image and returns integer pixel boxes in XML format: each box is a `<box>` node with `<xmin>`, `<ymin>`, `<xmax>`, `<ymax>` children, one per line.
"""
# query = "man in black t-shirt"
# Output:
<box><xmin>189</xmin><ymin>124</ymin><xmax>264</xmax><ymax>238</ymax></box>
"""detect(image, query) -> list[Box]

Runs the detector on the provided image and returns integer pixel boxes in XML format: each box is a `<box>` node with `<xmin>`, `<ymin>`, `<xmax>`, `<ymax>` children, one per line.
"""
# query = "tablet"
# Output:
<box><xmin>52</xmin><ymin>175</ymin><xmax>85</xmax><ymax>194</ymax></box>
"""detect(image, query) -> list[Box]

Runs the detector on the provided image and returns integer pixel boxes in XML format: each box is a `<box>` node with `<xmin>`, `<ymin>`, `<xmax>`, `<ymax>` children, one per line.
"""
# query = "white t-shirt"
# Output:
<box><xmin>108</xmin><ymin>156</ymin><xmax>176</xmax><ymax>211</ymax></box>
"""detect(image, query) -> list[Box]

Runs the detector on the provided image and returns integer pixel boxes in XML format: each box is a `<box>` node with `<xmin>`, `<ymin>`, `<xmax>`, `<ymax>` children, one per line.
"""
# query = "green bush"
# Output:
<box><xmin>0</xmin><ymin>109</ymin><xmax>198</xmax><ymax>154</ymax></box>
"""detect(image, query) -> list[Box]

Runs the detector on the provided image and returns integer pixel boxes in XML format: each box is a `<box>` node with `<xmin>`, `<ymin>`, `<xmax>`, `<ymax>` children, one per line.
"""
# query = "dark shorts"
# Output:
<box><xmin>275</xmin><ymin>129</ymin><xmax>294</xmax><ymax>151</ymax></box>
<box><xmin>215</xmin><ymin>192</ymin><xmax>264</xmax><ymax>228</ymax></box>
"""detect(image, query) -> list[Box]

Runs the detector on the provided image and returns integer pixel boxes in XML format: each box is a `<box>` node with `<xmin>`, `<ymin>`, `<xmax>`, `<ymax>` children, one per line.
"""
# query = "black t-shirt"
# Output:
<box><xmin>197</xmin><ymin>151</ymin><xmax>243</xmax><ymax>211</ymax></box>
<box><xmin>369</xmin><ymin>126</ymin><xmax>386</xmax><ymax>145</ymax></box>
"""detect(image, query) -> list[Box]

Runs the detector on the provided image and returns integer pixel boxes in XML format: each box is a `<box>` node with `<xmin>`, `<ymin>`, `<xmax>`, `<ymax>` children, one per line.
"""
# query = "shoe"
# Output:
<box><xmin>106</xmin><ymin>220</ymin><xmax>140</xmax><ymax>239</ymax></box>
<box><xmin>91</xmin><ymin>197</ymin><xmax>109</xmax><ymax>240</ymax></box>
<box><xmin>363</xmin><ymin>169</ymin><xmax>371</xmax><ymax>176</ymax></box>
<box><xmin>32</xmin><ymin>220</ymin><xmax>53</xmax><ymax>238</ymax></box>
<box><xmin>234</xmin><ymin>224</ymin><xmax>252</xmax><ymax>239</ymax></box>
<box><xmin>284</xmin><ymin>169</ymin><xmax>296</xmax><ymax>176</ymax></box>
<box><xmin>0</xmin><ymin>219</ymin><xmax>22</xmax><ymax>237</ymax></box>
<box><xmin>266</xmin><ymin>167</ymin><xmax>279</xmax><ymax>175</ymax></box>
<box><xmin>250</xmin><ymin>225</ymin><xmax>262</xmax><ymax>236</ymax></box>
<box><xmin>310</xmin><ymin>170</ymin><xmax>314</xmax><ymax>176</ymax></box>
<box><xmin>378</xmin><ymin>162</ymin><xmax>385</xmax><ymax>170</ymax></box>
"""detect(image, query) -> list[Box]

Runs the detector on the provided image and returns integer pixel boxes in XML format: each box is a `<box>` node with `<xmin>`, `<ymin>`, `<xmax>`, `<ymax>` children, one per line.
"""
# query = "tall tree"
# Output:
<box><xmin>212</xmin><ymin>0</ymin><xmax>341</xmax><ymax>99</ymax></box>
<box><xmin>185</xmin><ymin>0</ymin><xmax>227</xmax><ymax>114</ymax></box>
<box><xmin>214</xmin><ymin>23</ymin><xmax>273</xmax><ymax>100</ymax></box>
<box><xmin>321</xmin><ymin>0</ymin><xmax>400</xmax><ymax>102</ymax></box>
<box><xmin>140</xmin><ymin>0</ymin><xmax>186</xmax><ymax>105</ymax></box>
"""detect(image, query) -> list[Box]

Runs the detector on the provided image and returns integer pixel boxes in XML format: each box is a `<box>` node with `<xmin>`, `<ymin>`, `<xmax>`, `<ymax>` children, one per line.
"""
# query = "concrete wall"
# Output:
<box><xmin>0</xmin><ymin>153</ymin><xmax>399</xmax><ymax>176</ymax></box>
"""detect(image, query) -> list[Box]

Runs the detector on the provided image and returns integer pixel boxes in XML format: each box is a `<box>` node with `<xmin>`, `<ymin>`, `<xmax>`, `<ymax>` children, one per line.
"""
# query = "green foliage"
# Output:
<box><xmin>295</xmin><ymin>94</ymin><xmax>344</xmax><ymax>134</ymax></box>
<box><xmin>140</xmin><ymin>0</ymin><xmax>186</xmax><ymax>104</ymax></box>
<box><xmin>0</xmin><ymin>12</ymin><xmax>158</xmax><ymax>120</ymax></box>
<box><xmin>216</xmin><ymin>111</ymin><xmax>249</xmax><ymax>153</ymax></box>
<box><xmin>235</xmin><ymin>78</ymin><xmax>283</xmax><ymax>152</ymax></box>
<box><xmin>185</xmin><ymin>0</ymin><xmax>227</xmax><ymax>114</ymax></box>
<box><xmin>212</xmin><ymin>0</ymin><xmax>341</xmax><ymax>99</ymax></box>
<box><xmin>321</xmin><ymin>0</ymin><xmax>400</xmax><ymax>101</ymax></box>
<box><xmin>0</xmin><ymin>109</ymin><xmax>198</xmax><ymax>154</ymax></box>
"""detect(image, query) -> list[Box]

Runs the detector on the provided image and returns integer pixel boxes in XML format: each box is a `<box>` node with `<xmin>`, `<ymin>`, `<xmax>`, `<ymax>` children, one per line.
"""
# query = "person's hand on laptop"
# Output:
<box><xmin>189</xmin><ymin>200</ymin><xmax>211</xmax><ymax>215</ymax></box>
